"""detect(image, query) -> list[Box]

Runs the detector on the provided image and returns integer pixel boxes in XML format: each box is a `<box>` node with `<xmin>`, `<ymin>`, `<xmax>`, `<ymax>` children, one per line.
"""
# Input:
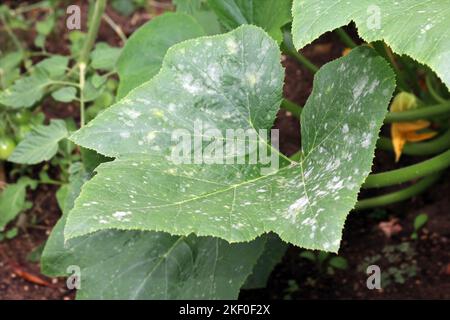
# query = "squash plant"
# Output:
<box><xmin>1</xmin><ymin>0</ymin><xmax>447</xmax><ymax>299</ymax></box>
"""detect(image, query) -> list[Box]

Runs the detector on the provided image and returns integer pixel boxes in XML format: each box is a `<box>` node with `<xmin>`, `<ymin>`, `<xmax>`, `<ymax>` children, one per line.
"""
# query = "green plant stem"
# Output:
<box><xmin>425</xmin><ymin>73</ymin><xmax>447</xmax><ymax>104</ymax></box>
<box><xmin>384</xmin><ymin>101</ymin><xmax>450</xmax><ymax>122</ymax></box>
<box><xmin>377</xmin><ymin>129</ymin><xmax>450</xmax><ymax>156</ymax></box>
<box><xmin>79</xmin><ymin>63</ymin><xmax>86</xmax><ymax>127</ymax></box>
<box><xmin>77</xmin><ymin>0</ymin><xmax>106</xmax><ymax>127</ymax></box>
<box><xmin>335</xmin><ymin>28</ymin><xmax>357</xmax><ymax>48</ymax></box>
<box><xmin>281</xmin><ymin>99</ymin><xmax>303</xmax><ymax>118</ymax></box>
<box><xmin>0</xmin><ymin>12</ymin><xmax>23</xmax><ymax>52</ymax></box>
<box><xmin>363</xmin><ymin>149</ymin><xmax>450</xmax><ymax>188</ymax></box>
<box><xmin>355</xmin><ymin>173</ymin><xmax>440</xmax><ymax>210</ymax></box>
<box><xmin>281</xmin><ymin>30</ymin><xmax>319</xmax><ymax>74</ymax></box>
<box><xmin>79</xmin><ymin>0</ymin><xmax>106</xmax><ymax>65</ymax></box>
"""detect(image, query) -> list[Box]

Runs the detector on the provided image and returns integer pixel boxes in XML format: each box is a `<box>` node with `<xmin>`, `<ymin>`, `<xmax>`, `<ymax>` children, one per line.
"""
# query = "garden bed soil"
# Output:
<box><xmin>0</xmin><ymin>2</ymin><xmax>449</xmax><ymax>300</ymax></box>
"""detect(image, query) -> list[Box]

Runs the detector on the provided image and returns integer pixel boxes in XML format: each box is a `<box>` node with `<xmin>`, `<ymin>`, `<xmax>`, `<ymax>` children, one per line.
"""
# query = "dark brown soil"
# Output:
<box><xmin>0</xmin><ymin>2</ymin><xmax>448</xmax><ymax>300</ymax></box>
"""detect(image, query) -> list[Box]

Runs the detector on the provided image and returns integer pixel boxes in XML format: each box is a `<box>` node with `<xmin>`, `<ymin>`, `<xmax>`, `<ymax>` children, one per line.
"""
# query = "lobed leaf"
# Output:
<box><xmin>292</xmin><ymin>0</ymin><xmax>450</xmax><ymax>88</ymax></box>
<box><xmin>67</xmin><ymin>26</ymin><xmax>395</xmax><ymax>252</ymax></box>
<box><xmin>208</xmin><ymin>0</ymin><xmax>292</xmax><ymax>43</ymax></box>
<box><xmin>41</xmin><ymin>164</ymin><xmax>265</xmax><ymax>299</ymax></box>
<box><xmin>116</xmin><ymin>12</ymin><xmax>206</xmax><ymax>99</ymax></box>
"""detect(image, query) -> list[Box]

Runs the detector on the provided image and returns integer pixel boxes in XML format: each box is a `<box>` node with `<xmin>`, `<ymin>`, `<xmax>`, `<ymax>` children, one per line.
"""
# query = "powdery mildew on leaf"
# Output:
<box><xmin>66</xmin><ymin>26</ymin><xmax>395</xmax><ymax>252</ymax></box>
<box><xmin>42</xmin><ymin>165</ymin><xmax>264</xmax><ymax>299</ymax></box>
<box><xmin>292</xmin><ymin>0</ymin><xmax>450</xmax><ymax>88</ymax></box>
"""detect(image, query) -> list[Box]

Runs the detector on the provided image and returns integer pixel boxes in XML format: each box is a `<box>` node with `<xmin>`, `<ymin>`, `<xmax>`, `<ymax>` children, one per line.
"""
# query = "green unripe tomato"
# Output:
<box><xmin>0</xmin><ymin>136</ymin><xmax>16</xmax><ymax>160</ymax></box>
<box><xmin>15</xmin><ymin>124</ymin><xmax>32</xmax><ymax>142</ymax></box>
<box><xmin>93</xmin><ymin>92</ymin><xmax>114</xmax><ymax>109</ymax></box>
<box><xmin>106</xmin><ymin>78</ymin><xmax>118</xmax><ymax>92</ymax></box>
<box><xmin>11</xmin><ymin>110</ymin><xmax>32</xmax><ymax>125</ymax></box>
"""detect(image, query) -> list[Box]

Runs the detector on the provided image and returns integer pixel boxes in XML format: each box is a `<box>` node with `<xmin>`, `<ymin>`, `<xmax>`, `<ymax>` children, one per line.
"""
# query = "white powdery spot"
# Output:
<box><xmin>127</xmin><ymin>109</ymin><xmax>141</xmax><ymax>119</ymax></box>
<box><xmin>207</xmin><ymin>64</ymin><xmax>221</xmax><ymax>82</ymax></box>
<box><xmin>342</xmin><ymin>123</ymin><xmax>349</xmax><ymax>134</ymax></box>
<box><xmin>245</xmin><ymin>72</ymin><xmax>259</xmax><ymax>87</ymax></box>
<box><xmin>146</xmin><ymin>131</ymin><xmax>156</xmax><ymax>142</ymax></box>
<box><xmin>367</xmin><ymin>80</ymin><xmax>380</xmax><ymax>94</ymax></box>
<box><xmin>181</xmin><ymin>73</ymin><xmax>202</xmax><ymax>94</ymax></box>
<box><xmin>352</xmin><ymin>75</ymin><xmax>369</xmax><ymax>99</ymax></box>
<box><xmin>120</xmin><ymin>131</ymin><xmax>130</xmax><ymax>138</ymax></box>
<box><xmin>226</xmin><ymin>38</ymin><xmax>238</xmax><ymax>54</ymax></box>
<box><xmin>112</xmin><ymin>211</ymin><xmax>132</xmax><ymax>221</ymax></box>
<box><xmin>361</xmin><ymin>132</ymin><xmax>372</xmax><ymax>148</ymax></box>
<box><xmin>285</xmin><ymin>196</ymin><xmax>309</xmax><ymax>222</ymax></box>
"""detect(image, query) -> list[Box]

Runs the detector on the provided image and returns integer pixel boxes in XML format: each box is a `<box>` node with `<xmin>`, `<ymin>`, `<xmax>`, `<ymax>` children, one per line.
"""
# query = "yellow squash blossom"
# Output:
<box><xmin>390</xmin><ymin>92</ymin><xmax>437</xmax><ymax>162</ymax></box>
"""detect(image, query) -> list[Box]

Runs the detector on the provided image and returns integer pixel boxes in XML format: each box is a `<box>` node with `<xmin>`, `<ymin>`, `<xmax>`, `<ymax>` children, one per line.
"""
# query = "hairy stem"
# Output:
<box><xmin>377</xmin><ymin>129</ymin><xmax>450</xmax><ymax>156</ymax></box>
<box><xmin>79</xmin><ymin>0</ymin><xmax>106</xmax><ymax>65</ymax></box>
<box><xmin>355</xmin><ymin>173</ymin><xmax>439</xmax><ymax>210</ymax></box>
<box><xmin>77</xmin><ymin>0</ymin><xmax>106</xmax><ymax>127</ymax></box>
<box><xmin>280</xmin><ymin>98</ymin><xmax>303</xmax><ymax>118</ymax></box>
<box><xmin>335</xmin><ymin>28</ymin><xmax>357</xmax><ymax>48</ymax></box>
<box><xmin>384</xmin><ymin>101</ymin><xmax>450</xmax><ymax>123</ymax></box>
<box><xmin>363</xmin><ymin>149</ymin><xmax>450</xmax><ymax>188</ymax></box>
<box><xmin>425</xmin><ymin>73</ymin><xmax>447</xmax><ymax>104</ymax></box>
<box><xmin>281</xmin><ymin>30</ymin><xmax>319</xmax><ymax>74</ymax></box>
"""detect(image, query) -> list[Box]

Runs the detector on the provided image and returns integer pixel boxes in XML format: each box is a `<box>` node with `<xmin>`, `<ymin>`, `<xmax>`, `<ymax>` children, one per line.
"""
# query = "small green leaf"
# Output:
<box><xmin>299</xmin><ymin>251</ymin><xmax>316</xmax><ymax>262</ymax></box>
<box><xmin>36</xmin><ymin>15</ymin><xmax>55</xmax><ymax>36</ymax></box>
<box><xmin>51</xmin><ymin>86</ymin><xmax>77</xmax><ymax>102</ymax></box>
<box><xmin>90</xmin><ymin>42</ymin><xmax>122</xmax><ymax>71</ymax></box>
<box><xmin>0</xmin><ymin>177</ymin><xmax>37</xmax><ymax>231</ymax></box>
<box><xmin>413</xmin><ymin>213</ymin><xmax>428</xmax><ymax>231</ymax></box>
<box><xmin>116</xmin><ymin>12</ymin><xmax>206</xmax><ymax>99</ymax></box>
<box><xmin>328</xmin><ymin>256</ymin><xmax>348</xmax><ymax>270</ymax></box>
<box><xmin>8</xmin><ymin>119</ymin><xmax>68</xmax><ymax>164</ymax></box>
<box><xmin>0</xmin><ymin>56</ymin><xmax>69</xmax><ymax>108</ymax></box>
<box><xmin>5</xmin><ymin>227</ymin><xmax>19</xmax><ymax>239</ymax></box>
<box><xmin>91</xmin><ymin>73</ymin><xmax>107</xmax><ymax>88</ymax></box>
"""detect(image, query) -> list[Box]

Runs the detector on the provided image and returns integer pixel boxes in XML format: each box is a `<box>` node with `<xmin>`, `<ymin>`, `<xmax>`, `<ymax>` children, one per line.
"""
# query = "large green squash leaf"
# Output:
<box><xmin>173</xmin><ymin>0</ymin><xmax>222</xmax><ymax>35</ymax></box>
<box><xmin>67</xmin><ymin>26</ymin><xmax>395</xmax><ymax>252</ymax></box>
<box><xmin>243</xmin><ymin>233</ymin><xmax>287</xmax><ymax>289</ymax></box>
<box><xmin>207</xmin><ymin>0</ymin><xmax>292</xmax><ymax>43</ymax></box>
<box><xmin>292</xmin><ymin>0</ymin><xmax>450</xmax><ymax>88</ymax></box>
<box><xmin>116</xmin><ymin>12</ymin><xmax>205</xmax><ymax>99</ymax></box>
<box><xmin>41</xmin><ymin>163</ymin><xmax>265</xmax><ymax>299</ymax></box>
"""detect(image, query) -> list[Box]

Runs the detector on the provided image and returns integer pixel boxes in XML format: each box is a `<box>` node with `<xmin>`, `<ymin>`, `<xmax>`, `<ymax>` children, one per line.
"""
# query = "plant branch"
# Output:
<box><xmin>335</xmin><ymin>28</ymin><xmax>357</xmax><ymax>48</ymax></box>
<box><xmin>77</xmin><ymin>0</ymin><xmax>106</xmax><ymax>127</ymax></box>
<box><xmin>384</xmin><ymin>101</ymin><xmax>450</xmax><ymax>123</ymax></box>
<box><xmin>383</xmin><ymin>43</ymin><xmax>410</xmax><ymax>92</ymax></box>
<box><xmin>377</xmin><ymin>129</ymin><xmax>450</xmax><ymax>156</ymax></box>
<box><xmin>280</xmin><ymin>98</ymin><xmax>303</xmax><ymax>118</ymax></box>
<box><xmin>425</xmin><ymin>73</ymin><xmax>447</xmax><ymax>104</ymax></box>
<box><xmin>0</xmin><ymin>12</ymin><xmax>24</xmax><ymax>52</ymax></box>
<box><xmin>79</xmin><ymin>0</ymin><xmax>106</xmax><ymax>65</ymax></box>
<box><xmin>281</xmin><ymin>30</ymin><xmax>319</xmax><ymax>74</ymax></box>
<box><xmin>363</xmin><ymin>149</ymin><xmax>450</xmax><ymax>188</ymax></box>
<box><xmin>355</xmin><ymin>173</ymin><xmax>439</xmax><ymax>210</ymax></box>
